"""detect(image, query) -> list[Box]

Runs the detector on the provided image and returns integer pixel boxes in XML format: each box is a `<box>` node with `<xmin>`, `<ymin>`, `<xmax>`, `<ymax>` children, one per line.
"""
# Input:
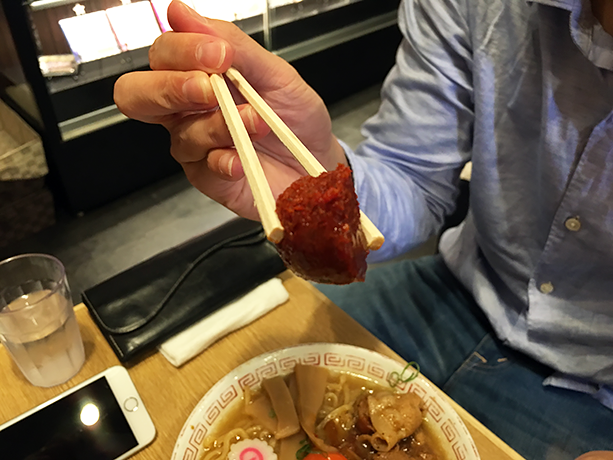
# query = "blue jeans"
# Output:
<box><xmin>317</xmin><ymin>255</ymin><xmax>613</xmax><ymax>460</ymax></box>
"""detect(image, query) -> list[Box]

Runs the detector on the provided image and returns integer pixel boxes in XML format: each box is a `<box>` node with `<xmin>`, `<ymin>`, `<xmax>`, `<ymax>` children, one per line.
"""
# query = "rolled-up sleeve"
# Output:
<box><xmin>346</xmin><ymin>0</ymin><xmax>474</xmax><ymax>262</ymax></box>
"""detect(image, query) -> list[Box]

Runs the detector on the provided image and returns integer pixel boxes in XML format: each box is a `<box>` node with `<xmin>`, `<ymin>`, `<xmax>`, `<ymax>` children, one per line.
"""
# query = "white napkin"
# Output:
<box><xmin>158</xmin><ymin>278</ymin><xmax>289</xmax><ymax>367</ymax></box>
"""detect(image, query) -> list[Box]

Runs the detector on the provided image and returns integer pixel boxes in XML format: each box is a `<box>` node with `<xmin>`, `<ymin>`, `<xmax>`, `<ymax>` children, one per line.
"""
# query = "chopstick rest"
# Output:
<box><xmin>158</xmin><ymin>278</ymin><xmax>289</xmax><ymax>367</ymax></box>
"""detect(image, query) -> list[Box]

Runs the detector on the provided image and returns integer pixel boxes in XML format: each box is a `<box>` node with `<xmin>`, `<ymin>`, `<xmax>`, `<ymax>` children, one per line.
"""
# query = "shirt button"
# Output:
<box><xmin>539</xmin><ymin>282</ymin><xmax>554</xmax><ymax>294</ymax></box>
<box><xmin>564</xmin><ymin>217</ymin><xmax>581</xmax><ymax>232</ymax></box>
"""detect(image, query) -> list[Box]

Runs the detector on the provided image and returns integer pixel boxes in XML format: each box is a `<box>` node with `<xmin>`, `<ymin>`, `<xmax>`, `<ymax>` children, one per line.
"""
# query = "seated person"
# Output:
<box><xmin>113</xmin><ymin>0</ymin><xmax>613</xmax><ymax>458</ymax></box>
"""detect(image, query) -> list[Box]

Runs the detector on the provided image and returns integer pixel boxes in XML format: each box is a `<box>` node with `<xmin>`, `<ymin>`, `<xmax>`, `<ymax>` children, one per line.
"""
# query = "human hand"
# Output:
<box><xmin>114</xmin><ymin>0</ymin><xmax>347</xmax><ymax>220</ymax></box>
<box><xmin>575</xmin><ymin>452</ymin><xmax>613</xmax><ymax>460</ymax></box>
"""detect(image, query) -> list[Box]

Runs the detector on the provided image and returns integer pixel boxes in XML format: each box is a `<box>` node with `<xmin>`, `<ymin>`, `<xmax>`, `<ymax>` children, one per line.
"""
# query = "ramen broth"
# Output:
<box><xmin>199</xmin><ymin>368</ymin><xmax>450</xmax><ymax>460</ymax></box>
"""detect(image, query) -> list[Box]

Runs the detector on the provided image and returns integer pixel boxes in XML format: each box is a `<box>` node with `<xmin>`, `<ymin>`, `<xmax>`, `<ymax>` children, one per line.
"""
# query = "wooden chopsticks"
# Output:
<box><xmin>209</xmin><ymin>73</ymin><xmax>284</xmax><ymax>244</ymax></box>
<box><xmin>211</xmin><ymin>68</ymin><xmax>384</xmax><ymax>251</ymax></box>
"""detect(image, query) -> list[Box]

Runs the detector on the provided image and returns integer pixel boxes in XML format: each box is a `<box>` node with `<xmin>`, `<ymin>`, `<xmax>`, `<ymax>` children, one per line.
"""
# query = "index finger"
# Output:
<box><xmin>167</xmin><ymin>0</ymin><xmax>301</xmax><ymax>92</ymax></box>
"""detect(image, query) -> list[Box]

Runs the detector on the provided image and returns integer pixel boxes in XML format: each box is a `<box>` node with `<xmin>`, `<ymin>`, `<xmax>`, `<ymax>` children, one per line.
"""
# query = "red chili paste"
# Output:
<box><xmin>275</xmin><ymin>164</ymin><xmax>368</xmax><ymax>284</ymax></box>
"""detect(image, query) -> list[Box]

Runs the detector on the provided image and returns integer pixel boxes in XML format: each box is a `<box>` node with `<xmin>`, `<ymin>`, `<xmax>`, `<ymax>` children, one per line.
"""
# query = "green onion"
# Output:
<box><xmin>295</xmin><ymin>440</ymin><xmax>311</xmax><ymax>460</ymax></box>
<box><xmin>295</xmin><ymin>439</ymin><xmax>326</xmax><ymax>460</ymax></box>
<box><xmin>388</xmin><ymin>361</ymin><xmax>420</xmax><ymax>388</ymax></box>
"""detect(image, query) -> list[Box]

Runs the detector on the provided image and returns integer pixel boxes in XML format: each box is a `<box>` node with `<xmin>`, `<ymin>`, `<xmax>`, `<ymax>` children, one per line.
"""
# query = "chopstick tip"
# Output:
<box><xmin>267</xmin><ymin>227</ymin><xmax>284</xmax><ymax>244</ymax></box>
<box><xmin>367</xmin><ymin>235</ymin><xmax>385</xmax><ymax>251</ymax></box>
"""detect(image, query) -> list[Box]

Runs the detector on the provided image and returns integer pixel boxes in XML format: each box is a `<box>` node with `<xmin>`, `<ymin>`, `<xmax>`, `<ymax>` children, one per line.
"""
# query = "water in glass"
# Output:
<box><xmin>1</xmin><ymin>290</ymin><xmax>85</xmax><ymax>387</ymax></box>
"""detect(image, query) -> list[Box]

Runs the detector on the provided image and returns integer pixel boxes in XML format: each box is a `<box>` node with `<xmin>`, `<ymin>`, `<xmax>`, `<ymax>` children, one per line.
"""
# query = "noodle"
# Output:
<box><xmin>320</xmin><ymin>374</ymin><xmax>347</xmax><ymax>416</ymax></box>
<box><xmin>202</xmin><ymin>449</ymin><xmax>223</xmax><ymax>460</ymax></box>
<box><xmin>237</xmin><ymin>419</ymin><xmax>253</xmax><ymax>430</ymax></box>
<box><xmin>326</xmin><ymin>382</ymin><xmax>343</xmax><ymax>392</ymax></box>
<box><xmin>268</xmin><ymin>437</ymin><xmax>278</xmax><ymax>450</ymax></box>
<box><xmin>246</xmin><ymin>426</ymin><xmax>264</xmax><ymax>437</ymax></box>
<box><xmin>315</xmin><ymin>403</ymin><xmax>353</xmax><ymax>433</ymax></box>
<box><xmin>244</xmin><ymin>386</ymin><xmax>253</xmax><ymax>407</ymax></box>
<box><xmin>219</xmin><ymin>428</ymin><xmax>249</xmax><ymax>460</ymax></box>
<box><xmin>321</xmin><ymin>391</ymin><xmax>339</xmax><ymax>413</ymax></box>
<box><xmin>343</xmin><ymin>382</ymin><xmax>352</xmax><ymax>406</ymax></box>
<box><xmin>201</xmin><ymin>428</ymin><xmax>249</xmax><ymax>460</ymax></box>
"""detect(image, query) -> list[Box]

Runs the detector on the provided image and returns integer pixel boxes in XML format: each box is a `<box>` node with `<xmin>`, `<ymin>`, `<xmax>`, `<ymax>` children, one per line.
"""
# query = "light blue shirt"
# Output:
<box><xmin>345</xmin><ymin>0</ymin><xmax>613</xmax><ymax>406</ymax></box>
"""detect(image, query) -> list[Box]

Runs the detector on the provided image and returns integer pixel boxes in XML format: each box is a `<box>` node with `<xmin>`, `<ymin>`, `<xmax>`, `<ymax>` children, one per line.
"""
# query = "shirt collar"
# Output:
<box><xmin>568</xmin><ymin>0</ymin><xmax>613</xmax><ymax>70</ymax></box>
<box><xmin>525</xmin><ymin>0</ymin><xmax>575</xmax><ymax>11</ymax></box>
<box><xmin>527</xmin><ymin>0</ymin><xmax>613</xmax><ymax>71</ymax></box>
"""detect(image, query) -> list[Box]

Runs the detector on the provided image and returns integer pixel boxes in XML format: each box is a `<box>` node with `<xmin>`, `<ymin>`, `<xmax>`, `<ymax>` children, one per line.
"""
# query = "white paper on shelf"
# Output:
<box><xmin>59</xmin><ymin>11</ymin><xmax>122</xmax><ymax>63</ymax></box>
<box><xmin>191</xmin><ymin>0</ymin><xmax>237</xmax><ymax>21</ymax></box>
<box><xmin>233</xmin><ymin>0</ymin><xmax>264</xmax><ymax>20</ymax></box>
<box><xmin>268</xmin><ymin>0</ymin><xmax>303</xmax><ymax>9</ymax></box>
<box><xmin>106</xmin><ymin>1</ymin><xmax>162</xmax><ymax>51</ymax></box>
<box><xmin>170</xmin><ymin>0</ymin><xmax>304</xmax><ymax>23</ymax></box>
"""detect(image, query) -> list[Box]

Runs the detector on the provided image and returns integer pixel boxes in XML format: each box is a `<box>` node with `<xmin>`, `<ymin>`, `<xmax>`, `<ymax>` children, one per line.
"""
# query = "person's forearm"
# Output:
<box><xmin>346</xmin><ymin>144</ymin><xmax>441</xmax><ymax>262</ymax></box>
<box><xmin>339</xmin><ymin>0</ymin><xmax>474</xmax><ymax>262</ymax></box>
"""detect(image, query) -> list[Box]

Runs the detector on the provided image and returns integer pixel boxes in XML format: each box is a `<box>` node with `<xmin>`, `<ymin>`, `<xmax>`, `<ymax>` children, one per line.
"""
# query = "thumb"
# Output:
<box><xmin>167</xmin><ymin>1</ymin><xmax>301</xmax><ymax>93</ymax></box>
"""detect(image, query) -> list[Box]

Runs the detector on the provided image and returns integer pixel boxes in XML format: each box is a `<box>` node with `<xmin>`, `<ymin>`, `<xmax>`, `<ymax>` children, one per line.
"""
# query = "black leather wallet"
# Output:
<box><xmin>82</xmin><ymin>218</ymin><xmax>286</xmax><ymax>363</ymax></box>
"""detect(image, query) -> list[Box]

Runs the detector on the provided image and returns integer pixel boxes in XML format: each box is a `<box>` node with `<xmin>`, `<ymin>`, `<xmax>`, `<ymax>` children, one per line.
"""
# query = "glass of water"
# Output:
<box><xmin>0</xmin><ymin>254</ymin><xmax>85</xmax><ymax>387</ymax></box>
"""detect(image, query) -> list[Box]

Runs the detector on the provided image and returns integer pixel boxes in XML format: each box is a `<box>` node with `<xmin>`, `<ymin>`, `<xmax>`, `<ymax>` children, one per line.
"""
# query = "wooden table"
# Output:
<box><xmin>0</xmin><ymin>271</ymin><xmax>524</xmax><ymax>460</ymax></box>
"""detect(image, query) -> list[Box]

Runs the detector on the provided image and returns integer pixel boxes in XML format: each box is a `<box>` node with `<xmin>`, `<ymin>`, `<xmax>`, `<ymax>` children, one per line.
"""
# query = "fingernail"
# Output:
<box><xmin>196</xmin><ymin>41</ymin><xmax>226</xmax><ymax>70</ymax></box>
<box><xmin>183</xmin><ymin>75</ymin><xmax>210</xmax><ymax>104</ymax></box>
<box><xmin>218</xmin><ymin>152</ymin><xmax>235</xmax><ymax>177</ymax></box>
<box><xmin>244</xmin><ymin>105</ymin><xmax>257</xmax><ymax>133</ymax></box>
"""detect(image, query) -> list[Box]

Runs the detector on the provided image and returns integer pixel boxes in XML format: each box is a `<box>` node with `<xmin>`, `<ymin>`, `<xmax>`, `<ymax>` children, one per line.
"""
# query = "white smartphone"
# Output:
<box><xmin>0</xmin><ymin>366</ymin><xmax>156</xmax><ymax>460</ymax></box>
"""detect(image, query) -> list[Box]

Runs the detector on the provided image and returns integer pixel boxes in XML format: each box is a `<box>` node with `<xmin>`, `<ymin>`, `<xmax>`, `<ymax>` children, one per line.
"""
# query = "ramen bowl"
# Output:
<box><xmin>172</xmin><ymin>343</ymin><xmax>480</xmax><ymax>460</ymax></box>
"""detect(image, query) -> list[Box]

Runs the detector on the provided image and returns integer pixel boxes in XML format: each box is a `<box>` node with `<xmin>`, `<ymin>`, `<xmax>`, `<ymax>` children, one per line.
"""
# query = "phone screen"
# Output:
<box><xmin>1</xmin><ymin>376</ymin><xmax>138</xmax><ymax>460</ymax></box>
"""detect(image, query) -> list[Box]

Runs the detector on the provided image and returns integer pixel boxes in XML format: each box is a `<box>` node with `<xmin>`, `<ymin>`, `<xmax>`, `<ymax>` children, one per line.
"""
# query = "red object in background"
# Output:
<box><xmin>275</xmin><ymin>164</ymin><xmax>368</xmax><ymax>285</ymax></box>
